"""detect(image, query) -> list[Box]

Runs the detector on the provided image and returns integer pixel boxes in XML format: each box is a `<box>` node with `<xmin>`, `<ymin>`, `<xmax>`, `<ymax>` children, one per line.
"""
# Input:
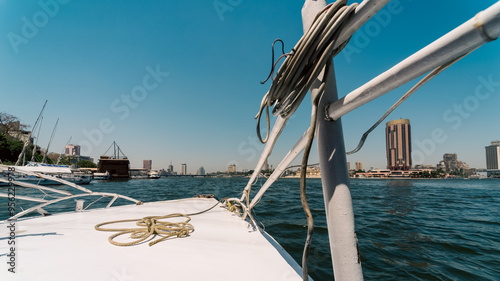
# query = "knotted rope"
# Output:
<box><xmin>95</xmin><ymin>213</ymin><xmax>194</xmax><ymax>247</ymax></box>
<box><xmin>95</xmin><ymin>197</ymin><xmax>242</xmax><ymax>247</ymax></box>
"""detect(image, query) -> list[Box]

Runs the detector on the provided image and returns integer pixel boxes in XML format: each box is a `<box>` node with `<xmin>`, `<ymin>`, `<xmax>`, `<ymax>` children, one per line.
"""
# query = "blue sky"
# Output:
<box><xmin>1</xmin><ymin>0</ymin><xmax>499</xmax><ymax>173</ymax></box>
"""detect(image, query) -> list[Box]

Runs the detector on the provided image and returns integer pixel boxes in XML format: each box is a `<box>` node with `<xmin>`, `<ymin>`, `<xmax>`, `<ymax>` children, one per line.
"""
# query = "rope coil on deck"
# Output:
<box><xmin>95</xmin><ymin>213</ymin><xmax>194</xmax><ymax>247</ymax></box>
<box><xmin>95</xmin><ymin>198</ymin><xmax>250</xmax><ymax>247</ymax></box>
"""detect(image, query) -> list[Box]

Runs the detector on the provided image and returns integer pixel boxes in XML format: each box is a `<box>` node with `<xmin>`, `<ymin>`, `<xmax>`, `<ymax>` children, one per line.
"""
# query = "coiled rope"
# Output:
<box><xmin>95</xmin><ymin>198</ymin><xmax>225</xmax><ymax>247</ymax></box>
<box><xmin>256</xmin><ymin>0</ymin><xmax>358</xmax><ymax>143</ymax></box>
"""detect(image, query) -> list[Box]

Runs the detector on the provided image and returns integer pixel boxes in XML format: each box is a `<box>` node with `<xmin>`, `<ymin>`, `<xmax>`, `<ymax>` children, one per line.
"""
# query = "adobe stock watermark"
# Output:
<box><xmin>411</xmin><ymin>74</ymin><xmax>500</xmax><ymax>164</ymax></box>
<box><xmin>6</xmin><ymin>167</ymin><xmax>17</xmax><ymax>274</ymax></box>
<box><xmin>342</xmin><ymin>0</ymin><xmax>406</xmax><ymax>63</ymax></box>
<box><xmin>7</xmin><ymin>0</ymin><xmax>72</xmax><ymax>54</ymax></box>
<box><xmin>79</xmin><ymin>64</ymin><xmax>170</xmax><ymax>155</ymax></box>
<box><xmin>213</xmin><ymin>0</ymin><xmax>243</xmax><ymax>21</ymax></box>
<box><xmin>237</xmin><ymin>135</ymin><xmax>264</xmax><ymax>164</ymax></box>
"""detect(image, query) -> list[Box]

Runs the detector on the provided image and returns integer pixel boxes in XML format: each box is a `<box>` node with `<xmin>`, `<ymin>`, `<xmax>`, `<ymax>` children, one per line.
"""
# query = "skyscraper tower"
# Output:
<box><xmin>386</xmin><ymin>119</ymin><xmax>412</xmax><ymax>170</ymax></box>
<box><xmin>65</xmin><ymin>144</ymin><xmax>81</xmax><ymax>156</ymax></box>
<box><xmin>485</xmin><ymin>140</ymin><xmax>500</xmax><ymax>170</ymax></box>
<box><xmin>197</xmin><ymin>167</ymin><xmax>206</xmax><ymax>176</ymax></box>
<box><xmin>168</xmin><ymin>161</ymin><xmax>174</xmax><ymax>173</ymax></box>
<box><xmin>355</xmin><ymin>161</ymin><xmax>363</xmax><ymax>171</ymax></box>
<box><xmin>143</xmin><ymin>160</ymin><xmax>152</xmax><ymax>171</ymax></box>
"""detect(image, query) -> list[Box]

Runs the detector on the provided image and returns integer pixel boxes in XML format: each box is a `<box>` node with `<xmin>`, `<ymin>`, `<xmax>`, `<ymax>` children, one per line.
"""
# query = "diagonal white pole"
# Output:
<box><xmin>327</xmin><ymin>1</ymin><xmax>500</xmax><ymax>121</ymax></box>
<box><xmin>243</xmin><ymin>0</ymin><xmax>390</xmax><ymax>211</ymax></box>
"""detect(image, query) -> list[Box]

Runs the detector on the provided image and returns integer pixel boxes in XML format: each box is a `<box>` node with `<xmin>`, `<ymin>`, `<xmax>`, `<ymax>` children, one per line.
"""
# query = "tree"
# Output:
<box><xmin>0</xmin><ymin>132</ymin><xmax>43</xmax><ymax>164</ymax></box>
<box><xmin>430</xmin><ymin>170</ymin><xmax>438</xmax><ymax>178</ymax></box>
<box><xmin>77</xmin><ymin>160</ymin><xmax>97</xmax><ymax>168</ymax></box>
<box><xmin>0</xmin><ymin>133</ymin><xmax>23</xmax><ymax>163</ymax></box>
<box><xmin>0</xmin><ymin>113</ymin><xmax>36</xmax><ymax>164</ymax></box>
<box><xmin>0</xmin><ymin>112</ymin><xmax>29</xmax><ymax>136</ymax></box>
<box><xmin>422</xmin><ymin>171</ymin><xmax>431</xmax><ymax>178</ymax></box>
<box><xmin>58</xmin><ymin>156</ymin><xmax>71</xmax><ymax>165</ymax></box>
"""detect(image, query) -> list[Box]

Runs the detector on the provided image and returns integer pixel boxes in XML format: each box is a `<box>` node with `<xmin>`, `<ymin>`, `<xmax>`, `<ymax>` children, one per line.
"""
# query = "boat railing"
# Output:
<box><xmin>0</xmin><ymin>164</ymin><xmax>142</xmax><ymax>220</ymax></box>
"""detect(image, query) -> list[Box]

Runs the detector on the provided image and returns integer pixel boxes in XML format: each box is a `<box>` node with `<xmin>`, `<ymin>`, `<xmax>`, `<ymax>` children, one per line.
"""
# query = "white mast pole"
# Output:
<box><xmin>31</xmin><ymin>116</ymin><xmax>43</xmax><ymax>162</ymax></box>
<box><xmin>57</xmin><ymin>136</ymin><xmax>72</xmax><ymax>165</ymax></box>
<box><xmin>302</xmin><ymin>0</ymin><xmax>389</xmax><ymax>279</ymax></box>
<box><xmin>42</xmin><ymin>118</ymin><xmax>59</xmax><ymax>164</ymax></box>
<box><xmin>15</xmin><ymin>100</ymin><xmax>48</xmax><ymax>166</ymax></box>
<box><xmin>302</xmin><ymin>0</ymin><xmax>364</xmax><ymax>278</ymax></box>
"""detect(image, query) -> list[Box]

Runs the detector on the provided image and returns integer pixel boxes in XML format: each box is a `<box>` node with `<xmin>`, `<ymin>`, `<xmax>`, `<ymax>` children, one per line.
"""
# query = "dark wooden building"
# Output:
<box><xmin>98</xmin><ymin>156</ymin><xmax>130</xmax><ymax>179</ymax></box>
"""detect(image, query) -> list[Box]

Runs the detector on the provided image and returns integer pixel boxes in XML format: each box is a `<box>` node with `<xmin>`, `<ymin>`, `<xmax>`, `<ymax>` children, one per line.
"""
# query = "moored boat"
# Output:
<box><xmin>148</xmin><ymin>170</ymin><xmax>160</xmax><ymax>179</ymax></box>
<box><xmin>0</xmin><ymin>162</ymin><xmax>92</xmax><ymax>186</ymax></box>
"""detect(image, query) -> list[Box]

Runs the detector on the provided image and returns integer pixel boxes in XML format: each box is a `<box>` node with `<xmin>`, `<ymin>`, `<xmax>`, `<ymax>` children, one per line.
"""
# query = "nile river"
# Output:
<box><xmin>1</xmin><ymin>177</ymin><xmax>499</xmax><ymax>280</ymax></box>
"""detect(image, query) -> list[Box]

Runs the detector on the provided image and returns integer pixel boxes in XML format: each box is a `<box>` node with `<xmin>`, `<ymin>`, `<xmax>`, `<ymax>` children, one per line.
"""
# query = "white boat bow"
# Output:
<box><xmin>1</xmin><ymin>197</ymin><xmax>305</xmax><ymax>281</ymax></box>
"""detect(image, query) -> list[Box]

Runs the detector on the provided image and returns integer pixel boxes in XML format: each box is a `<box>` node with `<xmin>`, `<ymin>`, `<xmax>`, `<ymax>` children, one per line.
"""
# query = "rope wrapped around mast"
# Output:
<box><xmin>256</xmin><ymin>0</ymin><xmax>358</xmax><ymax>143</ymax></box>
<box><xmin>253</xmin><ymin>2</ymin><xmax>359</xmax><ymax>280</ymax></box>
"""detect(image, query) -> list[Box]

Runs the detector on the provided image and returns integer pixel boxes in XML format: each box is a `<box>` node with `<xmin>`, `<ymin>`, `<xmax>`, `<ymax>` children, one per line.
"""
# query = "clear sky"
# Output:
<box><xmin>1</xmin><ymin>0</ymin><xmax>499</xmax><ymax>173</ymax></box>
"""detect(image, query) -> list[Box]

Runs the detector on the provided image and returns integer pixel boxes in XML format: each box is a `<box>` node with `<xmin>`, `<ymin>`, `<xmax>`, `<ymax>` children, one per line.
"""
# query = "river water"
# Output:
<box><xmin>2</xmin><ymin>177</ymin><xmax>499</xmax><ymax>280</ymax></box>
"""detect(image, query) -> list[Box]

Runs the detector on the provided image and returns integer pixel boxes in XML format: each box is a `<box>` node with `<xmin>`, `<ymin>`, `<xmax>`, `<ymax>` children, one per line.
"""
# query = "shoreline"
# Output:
<box><xmin>281</xmin><ymin>176</ymin><xmax>492</xmax><ymax>180</ymax></box>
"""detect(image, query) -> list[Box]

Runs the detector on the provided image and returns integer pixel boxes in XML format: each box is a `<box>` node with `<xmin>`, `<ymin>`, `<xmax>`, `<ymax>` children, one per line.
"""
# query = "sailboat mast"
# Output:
<box><xmin>31</xmin><ymin>116</ymin><xmax>43</xmax><ymax>162</ymax></box>
<box><xmin>42</xmin><ymin>118</ymin><xmax>59</xmax><ymax>164</ymax></box>
<box><xmin>15</xmin><ymin>100</ymin><xmax>48</xmax><ymax>166</ymax></box>
<box><xmin>115</xmin><ymin>142</ymin><xmax>119</xmax><ymax>159</ymax></box>
<box><xmin>57</xmin><ymin>136</ymin><xmax>72</xmax><ymax>165</ymax></box>
<box><xmin>303</xmin><ymin>1</ymin><xmax>388</xmax><ymax>280</ymax></box>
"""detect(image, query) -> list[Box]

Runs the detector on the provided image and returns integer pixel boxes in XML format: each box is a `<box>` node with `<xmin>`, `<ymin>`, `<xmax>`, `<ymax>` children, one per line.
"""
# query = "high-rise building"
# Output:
<box><xmin>438</xmin><ymin>153</ymin><xmax>469</xmax><ymax>173</ymax></box>
<box><xmin>228</xmin><ymin>164</ymin><xmax>236</xmax><ymax>173</ymax></box>
<box><xmin>442</xmin><ymin>153</ymin><xmax>457</xmax><ymax>172</ymax></box>
<box><xmin>347</xmin><ymin>161</ymin><xmax>351</xmax><ymax>171</ymax></box>
<box><xmin>197</xmin><ymin>167</ymin><xmax>206</xmax><ymax>176</ymax></box>
<box><xmin>355</xmin><ymin>161</ymin><xmax>363</xmax><ymax>171</ymax></box>
<box><xmin>143</xmin><ymin>160</ymin><xmax>152</xmax><ymax>171</ymax></box>
<box><xmin>485</xmin><ymin>141</ymin><xmax>500</xmax><ymax>170</ymax></box>
<box><xmin>386</xmin><ymin>119</ymin><xmax>412</xmax><ymax>170</ymax></box>
<box><xmin>180</xmin><ymin>163</ymin><xmax>187</xmax><ymax>175</ymax></box>
<box><xmin>65</xmin><ymin>144</ymin><xmax>81</xmax><ymax>156</ymax></box>
<box><xmin>167</xmin><ymin>164</ymin><xmax>174</xmax><ymax>173</ymax></box>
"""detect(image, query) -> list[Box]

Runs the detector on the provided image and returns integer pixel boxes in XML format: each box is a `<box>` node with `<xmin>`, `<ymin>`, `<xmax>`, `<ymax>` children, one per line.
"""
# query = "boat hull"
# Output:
<box><xmin>0</xmin><ymin>174</ymin><xmax>91</xmax><ymax>185</ymax></box>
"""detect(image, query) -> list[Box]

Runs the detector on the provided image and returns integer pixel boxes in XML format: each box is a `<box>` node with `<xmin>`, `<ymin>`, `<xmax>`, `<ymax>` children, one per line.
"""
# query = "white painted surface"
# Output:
<box><xmin>1</xmin><ymin>198</ymin><xmax>306</xmax><ymax>281</ymax></box>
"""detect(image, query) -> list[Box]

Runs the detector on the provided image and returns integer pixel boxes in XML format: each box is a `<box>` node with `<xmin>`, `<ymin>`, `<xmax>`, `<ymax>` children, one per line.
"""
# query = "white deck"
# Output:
<box><xmin>1</xmin><ymin>198</ymin><xmax>306</xmax><ymax>280</ymax></box>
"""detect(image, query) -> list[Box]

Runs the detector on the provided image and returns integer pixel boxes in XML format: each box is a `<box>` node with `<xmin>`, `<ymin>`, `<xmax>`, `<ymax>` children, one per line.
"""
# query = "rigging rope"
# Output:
<box><xmin>260</xmin><ymin>39</ymin><xmax>290</xmax><ymax>85</ymax></box>
<box><xmin>256</xmin><ymin>0</ymin><xmax>358</xmax><ymax>143</ymax></box>
<box><xmin>254</xmin><ymin>1</ymin><xmax>358</xmax><ymax>280</ymax></box>
<box><xmin>300</xmin><ymin>68</ymin><xmax>328</xmax><ymax>281</ymax></box>
<box><xmin>346</xmin><ymin>52</ymin><xmax>472</xmax><ymax>155</ymax></box>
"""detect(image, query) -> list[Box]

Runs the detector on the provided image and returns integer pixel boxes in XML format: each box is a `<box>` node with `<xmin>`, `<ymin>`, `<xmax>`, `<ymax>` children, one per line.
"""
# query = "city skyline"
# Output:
<box><xmin>1</xmin><ymin>1</ymin><xmax>499</xmax><ymax>172</ymax></box>
<box><xmin>7</xmin><ymin>122</ymin><xmax>500</xmax><ymax>173</ymax></box>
